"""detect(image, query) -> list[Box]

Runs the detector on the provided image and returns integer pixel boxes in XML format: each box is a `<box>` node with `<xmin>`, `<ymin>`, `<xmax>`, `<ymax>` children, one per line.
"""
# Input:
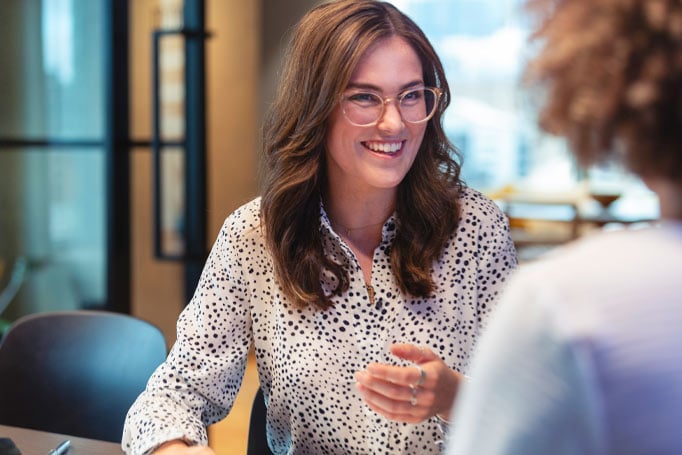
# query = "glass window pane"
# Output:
<box><xmin>394</xmin><ymin>0</ymin><xmax>576</xmax><ymax>192</ymax></box>
<box><xmin>393</xmin><ymin>1</ymin><xmax>658</xmax><ymax>206</ymax></box>
<box><xmin>0</xmin><ymin>148</ymin><xmax>106</xmax><ymax>319</ymax></box>
<box><xmin>0</xmin><ymin>0</ymin><xmax>105</xmax><ymax>139</ymax></box>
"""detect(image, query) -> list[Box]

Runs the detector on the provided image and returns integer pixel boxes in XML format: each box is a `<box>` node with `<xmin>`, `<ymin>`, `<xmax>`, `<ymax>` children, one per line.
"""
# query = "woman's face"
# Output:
<box><xmin>325</xmin><ymin>36</ymin><xmax>428</xmax><ymax>197</ymax></box>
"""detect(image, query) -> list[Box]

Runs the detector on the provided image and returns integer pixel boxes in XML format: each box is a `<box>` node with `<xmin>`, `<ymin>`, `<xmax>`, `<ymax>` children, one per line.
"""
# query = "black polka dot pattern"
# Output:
<box><xmin>122</xmin><ymin>186</ymin><xmax>517</xmax><ymax>454</ymax></box>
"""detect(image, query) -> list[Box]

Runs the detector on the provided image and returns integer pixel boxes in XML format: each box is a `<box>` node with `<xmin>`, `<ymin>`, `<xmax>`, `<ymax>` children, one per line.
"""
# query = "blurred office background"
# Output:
<box><xmin>0</xmin><ymin>0</ymin><xmax>307</xmax><ymax>341</ymax></box>
<box><xmin>0</xmin><ymin>0</ymin><xmax>659</xmax><ymax>346</ymax></box>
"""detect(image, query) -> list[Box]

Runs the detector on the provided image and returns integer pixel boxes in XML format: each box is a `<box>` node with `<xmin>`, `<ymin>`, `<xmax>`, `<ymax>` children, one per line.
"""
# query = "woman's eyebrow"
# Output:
<box><xmin>345</xmin><ymin>80</ymin><xmax>425</xmax><ymax>92</ymax></box>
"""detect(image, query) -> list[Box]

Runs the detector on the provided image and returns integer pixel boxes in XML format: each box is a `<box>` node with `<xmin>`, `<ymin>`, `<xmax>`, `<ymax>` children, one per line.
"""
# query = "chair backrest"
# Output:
<box><xmin>247</xmin><ymin>388</ymin><xmax>273</xmax><ymax>455</ymax></box>
<box><xmin>0</xmin><ymin>310</ymin><xmax>167</xmax><ymax>442</ymax></box>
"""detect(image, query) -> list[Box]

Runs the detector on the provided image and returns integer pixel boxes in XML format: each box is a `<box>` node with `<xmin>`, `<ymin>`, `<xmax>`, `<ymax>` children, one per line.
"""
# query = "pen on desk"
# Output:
<box><xmin>48</xmin><ymin>439</ymin><xmax>71</xmax><ymax>455</ymax></box>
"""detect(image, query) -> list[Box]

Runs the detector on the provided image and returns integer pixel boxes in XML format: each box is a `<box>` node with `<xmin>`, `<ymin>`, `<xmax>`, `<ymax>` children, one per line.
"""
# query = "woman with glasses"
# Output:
<box><xmin>123</xmin><ymin>1</ymin><xmax>516</xmax><ymax>454</ymax></box>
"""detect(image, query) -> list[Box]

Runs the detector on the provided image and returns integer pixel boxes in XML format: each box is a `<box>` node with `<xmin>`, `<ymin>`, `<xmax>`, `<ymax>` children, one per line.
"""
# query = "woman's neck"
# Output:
<box><xmin>323</xmin><ymin>188</ymin><xmax>396</xmax><ymax>253</ymax></box>
<box><xmin>324</xmin><ymin>187</ymin><xmax>395</xmax><ymax>228</ymax></box>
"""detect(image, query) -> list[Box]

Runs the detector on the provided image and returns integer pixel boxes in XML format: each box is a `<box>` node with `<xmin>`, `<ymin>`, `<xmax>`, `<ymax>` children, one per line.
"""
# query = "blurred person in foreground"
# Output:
<box><xmin>446</xmin><ymin>0</ymin><xmax>682</xmax><ymax>454</ymax></box>
<box><xmin>122</xmin><ymin>1</ymin><xmax>517</xmax><ymax>453</ymax></box>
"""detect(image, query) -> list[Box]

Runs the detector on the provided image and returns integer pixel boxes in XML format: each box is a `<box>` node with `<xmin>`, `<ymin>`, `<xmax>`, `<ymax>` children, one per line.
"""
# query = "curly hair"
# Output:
<box><xmin>260</xmin><ymin>0</ymin><xmax>462</xmax><ymax>309</ymax></box>
<box><xmin>524</xmin><ymin>0</ymin><xmax>682</xmax><ymax>181</ymax></box>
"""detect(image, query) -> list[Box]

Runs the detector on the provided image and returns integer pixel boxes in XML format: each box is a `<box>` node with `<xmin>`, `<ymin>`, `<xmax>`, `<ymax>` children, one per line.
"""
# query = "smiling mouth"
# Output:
<box><xmin>363</xmin><ymin>141</ymin><xmax>404</xmax><ymax>155</ymax></box>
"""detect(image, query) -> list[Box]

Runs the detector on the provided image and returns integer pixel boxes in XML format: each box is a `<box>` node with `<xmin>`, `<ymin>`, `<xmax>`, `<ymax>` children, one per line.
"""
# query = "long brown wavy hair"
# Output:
<box><xmin>524</xmin><ymin>0</ymin><xmax>682</xmax><ymax>181</ymax></box>
<box><xmin>260</xmin><ymin>0</ymin><xmax>462</xmax><ymax>309</ymax></box>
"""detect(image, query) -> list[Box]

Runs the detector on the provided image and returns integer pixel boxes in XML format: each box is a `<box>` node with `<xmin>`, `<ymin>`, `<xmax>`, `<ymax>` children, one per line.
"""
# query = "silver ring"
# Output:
<box><xmin>410</xmin><ymin>386</ymin><xmax>418</xmax><ymax>406</ymax></box>
<box><xmin>415</xmin><ymin>365</ymin><xmax>426</xmax><ymax>387</ymax></box>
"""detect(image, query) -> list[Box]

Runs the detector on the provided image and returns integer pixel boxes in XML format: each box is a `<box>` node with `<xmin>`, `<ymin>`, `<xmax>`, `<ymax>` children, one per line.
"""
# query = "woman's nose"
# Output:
<box><xmin>376</xmin><ymin>101</ymin><xmax>404</xmax><ymax>132</ymax></box>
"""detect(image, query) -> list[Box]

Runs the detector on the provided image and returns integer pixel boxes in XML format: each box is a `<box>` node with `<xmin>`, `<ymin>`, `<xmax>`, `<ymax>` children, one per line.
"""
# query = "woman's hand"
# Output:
<box><xmin>354</xmin><ymin>344</ymin><xmax>465</xmax><ymax>423</ymax></box>
<box><xmin>152</xmin><ymin>440</ymin><xmax>216</xmax><ymax>454</ymax></box>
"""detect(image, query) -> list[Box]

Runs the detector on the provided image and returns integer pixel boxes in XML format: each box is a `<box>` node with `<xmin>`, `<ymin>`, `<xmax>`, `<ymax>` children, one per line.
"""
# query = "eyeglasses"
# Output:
<box><xmin>341</xmin><ymin>86</ymin><xmax>442</xmax><ymax>127</ymax></box>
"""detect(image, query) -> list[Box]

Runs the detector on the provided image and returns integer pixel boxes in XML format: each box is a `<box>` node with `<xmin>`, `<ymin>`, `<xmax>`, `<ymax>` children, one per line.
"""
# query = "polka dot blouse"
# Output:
<box><xmin>122</xmin><ymin>186</ymin><xmax>517</xmax><ymax>454</ymax></box>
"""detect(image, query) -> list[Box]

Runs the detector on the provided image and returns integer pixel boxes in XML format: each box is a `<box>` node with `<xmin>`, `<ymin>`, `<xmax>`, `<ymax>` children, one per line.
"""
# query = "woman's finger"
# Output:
<box><xmin>355</xmin><ymin>379</ymin><xmax>434</xmax><ymax>423</ymax></box>
<box><xmin>355</xmin><ymin>370</ymin><xmax>417</xmax><ymax>402</ymax></box>
<box><xmin>364</xmin><ymin>362</ymin><xmax>432</xmax><ymax>389</ymax></box>
<box><xmin>389</xmin><ymin>343</ymin><xmax>439</xmax><ymax>363</ymax></box>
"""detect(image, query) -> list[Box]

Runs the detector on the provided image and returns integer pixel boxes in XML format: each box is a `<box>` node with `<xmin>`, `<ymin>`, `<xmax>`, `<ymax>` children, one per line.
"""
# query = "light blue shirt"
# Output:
<box><xmin>447</xmin><ymin>223</ymin><xmax>682</xmax><ymax>455</ymax></box>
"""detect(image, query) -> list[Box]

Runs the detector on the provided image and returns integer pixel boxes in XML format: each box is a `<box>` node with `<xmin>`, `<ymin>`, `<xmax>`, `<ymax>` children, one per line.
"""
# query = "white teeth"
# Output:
<box><xmin>366</xmin><ymin>142</ymin><xmax>402</xmax><ymax>154</ymax></box>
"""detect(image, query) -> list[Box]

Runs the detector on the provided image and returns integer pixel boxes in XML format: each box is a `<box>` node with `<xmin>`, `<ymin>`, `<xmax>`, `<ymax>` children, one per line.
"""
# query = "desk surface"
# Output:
<box><xmin>0</xmin><ymin>424</ymin><xmax>123</xmax><ymax>454</ymax></box>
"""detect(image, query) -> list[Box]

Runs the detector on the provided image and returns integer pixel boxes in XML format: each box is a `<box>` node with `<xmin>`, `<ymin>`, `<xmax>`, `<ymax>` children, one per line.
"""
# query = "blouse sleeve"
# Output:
<box><xmin>472</xmin><ymin>193</ymin><xmax>518</xmax><ymax>330</ymax></box>
<box><xmin>122</xmin><ymin>215</ymin><xmax>254</xmax><ymax>455</ymax></box>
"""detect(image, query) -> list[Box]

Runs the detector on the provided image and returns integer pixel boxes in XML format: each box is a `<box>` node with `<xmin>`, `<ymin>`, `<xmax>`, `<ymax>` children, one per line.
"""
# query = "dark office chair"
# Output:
<box><xmin>247</xmin><ymin>388</ymin><xmax>273</xmax><ymax>455</ymax></box>
<box><xmin>0</xmin><ymin>310</ymin><xmax>167</xmax><ymax>442</ymax></box>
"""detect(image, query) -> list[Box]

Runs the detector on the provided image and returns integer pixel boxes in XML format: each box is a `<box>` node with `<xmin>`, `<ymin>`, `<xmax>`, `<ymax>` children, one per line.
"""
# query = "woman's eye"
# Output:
<box><xmin>348</xmin><ymin>93</ymin><xmax>380</xmax><ymax>105</ymax></box>
<box><xmin>402</xmin><ymin>90</ymin><xmax>422</xmax><ymax>102</ymax></box>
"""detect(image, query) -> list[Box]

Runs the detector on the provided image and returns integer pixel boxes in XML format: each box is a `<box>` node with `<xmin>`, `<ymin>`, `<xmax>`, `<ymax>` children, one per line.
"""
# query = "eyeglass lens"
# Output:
<box><xmin>343</xmin><ymin>88</ymin><xmax>438</xmax><ymax>126</ymax></box>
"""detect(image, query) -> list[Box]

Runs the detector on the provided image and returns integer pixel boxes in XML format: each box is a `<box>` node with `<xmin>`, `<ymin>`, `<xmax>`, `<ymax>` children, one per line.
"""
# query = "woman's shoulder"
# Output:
<box><xmin>538</xmin><ymin>224</ymin><xmax>681</xmax><ymax>274</ymax></box>
<box><xmin>218</xmin><ymin>197</ymin><xmax>262</xmax><ymax>237</ymax></box>
<box><xmin>458</xmin><ymin>186</ymin><xmax>507</xmax><ymax>222</ymax></box>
